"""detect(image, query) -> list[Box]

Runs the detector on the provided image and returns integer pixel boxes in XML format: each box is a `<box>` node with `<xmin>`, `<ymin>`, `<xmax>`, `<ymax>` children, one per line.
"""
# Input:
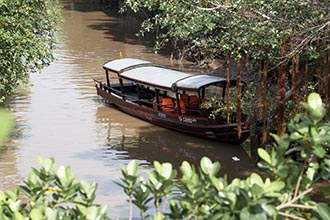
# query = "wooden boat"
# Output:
<box><xmin>94</xmin><ymin>58</ymin><xmax>249</xmax><ymax>143</ymax></box>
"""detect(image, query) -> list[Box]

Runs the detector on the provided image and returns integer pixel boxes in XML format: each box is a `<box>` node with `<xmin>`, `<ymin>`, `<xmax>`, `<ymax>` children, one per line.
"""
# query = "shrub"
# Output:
<box><xmin>117</xmin><ymin>93</ymin><xmax>330</xmax><ymax>219</ymax></box>
<box><xmin>0</xmin><ymin>157</ymin><xmax>108</xmax><ymax>220</ymax></box>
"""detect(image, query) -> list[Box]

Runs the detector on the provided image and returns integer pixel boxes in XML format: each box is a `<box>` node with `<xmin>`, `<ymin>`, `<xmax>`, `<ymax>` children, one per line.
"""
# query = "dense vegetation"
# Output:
<box><xmin>0</xmin><ymin>0</ymin><xmax>61</xmax><ymax>103</ymax></box>
<box><xmin>0</xmin><ymin>93</ymin><xmax>329</xmax><ymax>219</ymax></box>
<box><xmin>119</xmin><ymin>0</ymin><xmax>330</xmax><ymax>143</ymax></box>
<box><xmin>116</xmin><ymin>93</ymin><xmax>330</xmax><ymax>220</ymax></box>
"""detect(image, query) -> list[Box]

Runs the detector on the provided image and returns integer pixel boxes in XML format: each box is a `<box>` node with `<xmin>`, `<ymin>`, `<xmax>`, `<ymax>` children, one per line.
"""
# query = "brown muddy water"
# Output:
<box><xmin>1</xmin><ymin>0</ymin><xmax>257</xmax><ymax>218</ymax></box>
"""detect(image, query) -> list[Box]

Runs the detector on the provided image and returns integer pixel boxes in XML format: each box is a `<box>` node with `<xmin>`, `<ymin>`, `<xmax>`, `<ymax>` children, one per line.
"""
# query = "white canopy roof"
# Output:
<box><xmin>103</xmin><ymin>58</ymin><xmax>151</xmax><ymax>73</ymax></box>
<box><xmin>103</xmin><ymin>58</ymin><xmax>236</xmax><ymax>91</ymax></box>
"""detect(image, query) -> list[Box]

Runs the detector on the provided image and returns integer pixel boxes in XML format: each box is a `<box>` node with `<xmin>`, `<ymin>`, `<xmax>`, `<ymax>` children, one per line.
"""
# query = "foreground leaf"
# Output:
<box><xmin>0</xmin><ymin>108</ymin><xmax>14</xmax><ymax>146</ymax></box>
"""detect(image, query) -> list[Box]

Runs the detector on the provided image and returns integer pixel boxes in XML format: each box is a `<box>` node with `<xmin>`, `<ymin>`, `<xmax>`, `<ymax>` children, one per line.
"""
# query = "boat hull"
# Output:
<box><xmin>96</xmin><ymin>86</ymin><xmax>249</xmax><ymax>144</ymax></box>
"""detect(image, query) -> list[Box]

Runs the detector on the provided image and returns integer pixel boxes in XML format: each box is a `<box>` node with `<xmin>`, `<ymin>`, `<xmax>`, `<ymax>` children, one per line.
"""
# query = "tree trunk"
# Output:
<box><xmin>257</xmin><ymin>61</ymin><xmax>263</xmax><ymax>122</ymax></box>
<box><xmin>261</xmin><ymin>59</ymin><xmax>268</xmax><ymax>144</ymax></box>
<box><xmin>236</xmin><ymin>58</ymin><xmax>242</xmax><ymax>139</ymax></box>
<box><xmin>226</xmin><ymin>56</ymin><xmax>231</xmax><ymax>124</ymax></box>
<box><xmin>291</xmin><ymin>54</ymin><xmax>299</xmax><ymax>97</ymax></box>
<box><xmin>249</xmin><ymin>58</ymin><xmax>262</xmax><ymax>161</ymax></box>
<box><xmin>304</xmin><ymin>49</ymin><xmax>309</xmax><ymax>102</ymax></box>
<box><xmin>295</xmin><ymin>54</ymin><xmax>300</xmax><ymax>93</ymax></box>
<box><xmin>277</xmin><ymin>41</ymin><xmax>286</xmax><ymax>137</ymax></box>
<box><xmin>325</xmin><ymin>49</ymin><xmax>330</xmax><ymax>107</ymax></box>
<box><xmin>290</xmin><ymin>53</ymin><xmax>300</xmax><ymax>114</ymax></box>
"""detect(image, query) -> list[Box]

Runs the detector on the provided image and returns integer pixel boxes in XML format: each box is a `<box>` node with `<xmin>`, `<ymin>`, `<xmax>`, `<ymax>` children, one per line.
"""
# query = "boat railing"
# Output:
<box><xmin>94</xmin><ymin>79</ymin><xmax>209</xmax><ymax>116</ymax></box>
<box><xmin>93</xmin><ymin>79</ymin><xmax>102</xmax><ymax>87</ymax></box>
<box><xmin>93</xmin><ymin>79</ymin><xmax>106</xmax><ymax>91</ymax></box>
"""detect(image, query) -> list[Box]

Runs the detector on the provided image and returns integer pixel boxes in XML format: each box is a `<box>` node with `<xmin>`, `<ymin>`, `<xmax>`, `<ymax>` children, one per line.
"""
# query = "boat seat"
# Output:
<box><xmin>162</xmin><ymin>98</ymin><xmax>174</xmax><ymax>112</ymax></box>
<box><xmin>189</xmin><ymin>95</ymin><xmax>199</xmax><ymax>109</ymax></box>
<box><xmin>175</xmin><ymin>100</ymin><xmax>186</xmax><ymax>114</ymax></box>
<box><xmin>180</xmin><ymin>93</ymin><xmax>189</xmax><ymax>107</ymax></box>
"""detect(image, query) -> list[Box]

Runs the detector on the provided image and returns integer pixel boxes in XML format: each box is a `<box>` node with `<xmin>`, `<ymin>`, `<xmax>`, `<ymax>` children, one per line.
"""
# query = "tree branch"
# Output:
<box><xmin>278</xmin><ymin>211</ymin><xmax>306</xmax><ymax>220</ymax></box>
<box><xmin>276</xmin><ymin>187</ymin><xmax>314</xmax><ymax>210</ymax></box>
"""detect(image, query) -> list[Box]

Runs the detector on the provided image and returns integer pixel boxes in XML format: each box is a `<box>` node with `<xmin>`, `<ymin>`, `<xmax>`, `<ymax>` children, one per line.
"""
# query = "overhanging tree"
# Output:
<box><xmin>0</xmin><ymin>0</ymin><xmax>61</xmax><ymax>103</ymax></box>
<box><xmin>120</xmin><ymin>0</ymin><xmax>330</xmax><ymax>144</ymax></box>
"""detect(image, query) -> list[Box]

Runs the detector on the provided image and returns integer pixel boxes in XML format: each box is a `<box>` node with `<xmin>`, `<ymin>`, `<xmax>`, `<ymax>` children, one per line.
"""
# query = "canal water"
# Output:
<box><xmin>1</xmin><ymin>0</ymin><xmax>256</xmax><ymax>218</ymax></box>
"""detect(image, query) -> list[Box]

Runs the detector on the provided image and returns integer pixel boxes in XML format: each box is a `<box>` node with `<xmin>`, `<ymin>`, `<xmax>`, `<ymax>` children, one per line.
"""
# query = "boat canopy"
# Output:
<box><xmin>103</xmin><ymin>58</ymin><xmax>152</xmax><ymax>73</ymax></box>
<box><xmin>103</xmin><ymin>58</ymin><xmax>239</xmax><ymax>92</ymax></box>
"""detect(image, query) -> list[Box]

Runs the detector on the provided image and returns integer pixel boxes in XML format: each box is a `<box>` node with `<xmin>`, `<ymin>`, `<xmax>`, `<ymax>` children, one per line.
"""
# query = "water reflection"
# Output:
<box><xmin>95</xmin><ymin>105</ymin><xmax>255</xmax><ymax>179</ymax></box>
<box><xmin>0</xmin><ymin>146</ymin><xmax>20</xmax><ymax>191</ymax></box>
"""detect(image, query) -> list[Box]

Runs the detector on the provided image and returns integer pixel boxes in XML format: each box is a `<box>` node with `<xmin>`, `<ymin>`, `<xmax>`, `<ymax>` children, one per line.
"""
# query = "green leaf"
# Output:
<box><xmin>76</xmin><ymin>204</ymin><xmax>87</xmax><ymax>216</ymax></box>
<box><xmin>249</xmin><ymin>173</ymin><xmax>263</xmax><ymax>186</ymax></box>
<box><xmin>307</xmin><ymin>93</ymin><xmax>323</xmax><ymax>110</ymax></box>
<box><xmin>258</xmin><ymin>148</ymin><xmax>271</xmax><ymax>164</ymax></box>
<box><xmin>316</xmin><ymin>203</ymin><xmax>330</xmax><ymax>220</ymax></box>
<box><xmin>0</xmin><ymin>191</ymin><xmax>6</xmax><ymax>201</ymax></box>
<box><xmin>56</xmin><ymin>166</ymin><xmax>76</xmax><ymax>188</ymax></box>
<box><xmin>290</xmin><ymin>132</ymin><xmax>303</xmax><ymax>140</ymax></box>
<box><xmin>200</xmin><ymin>157</ymin><xmax>212</xmax><ymax>174</ymax></box>
<box><xmin>239</xmin><ymin>207</ymin><xmax>250</xmax><ymax>220</ymax></box>
<box><xmin>86</xmin><ymin>206</ymin><xmax>98</xmax><ymax>219</ymax></box>
<box><xmin>159</xmin><ymin>162</ymin><xmax>173</xmax><ymax>180</ymax></box>
<box><xmin>127</xmin><ymin>160</ymin><xmax>139</xmax><ymax>176</ymax></box>
<box><xmin>154</xmin><ymin>161</ymin><xmax>174</xmax><ymax>179</ymax></box>
<box><xmin>147</xmin><ymin>172</ymin><xmax>161</xmax><ymax>189</ymax></box>
<box><xmin>36</xmin><ymin>156</ymin><xmax>54</xmax><ymax>173</ymax></box>
<box><xmin>226</xmin><ymin>192</ymin><xmax>237</xmax><ymax>209</ymax></box>
<box><xmin>0</xmin><ymin>109</ymin><xmax>14</xmax><ymax>146</ymax></box>
<box><xmin>13</xmin><ymin>211</ymin><xmax>25</xmax><ymax>220</ymax></box>
<box><xmin>80</xmin><ymin>180</ymin><xmax>97</xmax><ymax>201</ymax></box>
<box><xmin>154</xmin><ymin>211</ymin><xmax>165</xmax><ymax>220</ymax></box>
<box><xmin>180</xmin><ymin>161</ymin><xmax>193</xmax><ymax>178</ymax></box>
<box><xmin>27</xmin><ymin>171</ymin><xmax>41</xmax><ymax>187</ymax></box>
<box><xmin>30</xmin><ymin>208</ymin><xmax>43</xmax><ymax>220</ymax></box>
<box><xmin>45</xmin><ymin>208</ymin><xmax>59</xmax><ymax>220</ymax></box>
<box><xmin>301</xmin><ymin>93</ymin><xmax>326</xmax><ymax>121</ymax></box>
<box><xmin>9</xmin><ymin>200</ymin><xmax>20</xmax><ymax>212</ymax></box>
<box><xmin>264</xmin><ymin>181</ymin><xmax>285</xmax><ymax>193</ymax></box>
<box><xmin>306</xmin><ymin>162</ymin><xmax>319</xmax><ymax>181</ymax></box>
<box><xmin>313</xmin><ymin>146</ymin><xmax>326</xmax><ymax>158</ymax></box>
<box><xmin>200</xmin><ymin>157</ymin><xmax>220</xmax><ymax>176</ymax></box>
<box><xmin>154</xmin><ymin>161</ymin><xmax>162</xmax><ymax>174</ymax></box>
<box><xmin>210</xmin><ymin>176</ymin><xmax>224</xmax><ymax>191</ymax></box>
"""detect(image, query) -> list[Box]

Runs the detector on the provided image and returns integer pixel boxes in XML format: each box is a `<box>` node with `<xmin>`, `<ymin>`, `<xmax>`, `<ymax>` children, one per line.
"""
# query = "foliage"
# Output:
<box><xmin>120</xmin><ymin>0</ymin><xmax>329</xmax><ymax>141</ymax></box>
<box><xmin>0</xmin><ymin>156</ymin><xmax>109</xmax><ymax>220</ymax></box>
<box><xmin>120</xmin><ymin>0</ymin><xmax>329</xmax><ymax>62</ymax></box>
<box><xmin>117</xmin><ymin>92</ymin><xmax>330</xmax><ymax>220</ymax></box>
<box><xmin>201</xmin><ymin>96</ymin><xmax>236</xmax><ymax>120</ymax></box>
<box><xmin>0</xmin><ymin>0</ymin><xmax>61</xmax><ymax>103</ymax></box>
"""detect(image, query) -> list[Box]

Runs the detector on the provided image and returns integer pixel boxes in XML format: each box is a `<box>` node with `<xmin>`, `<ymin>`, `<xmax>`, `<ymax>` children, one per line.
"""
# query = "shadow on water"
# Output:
<box><xmin>62</xmin><ymin>0</ymin><xmax>104</xmax><ymax>12</ymax></box>
<box><xmin>60</xmin><ymin>0</ymin><xmax>181</xmax><ymax>62</ymax></box>
<box><xmin>95</xmin><ymin>103</ymin><xmax>258</xmax><ymax>180</ymax></box>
